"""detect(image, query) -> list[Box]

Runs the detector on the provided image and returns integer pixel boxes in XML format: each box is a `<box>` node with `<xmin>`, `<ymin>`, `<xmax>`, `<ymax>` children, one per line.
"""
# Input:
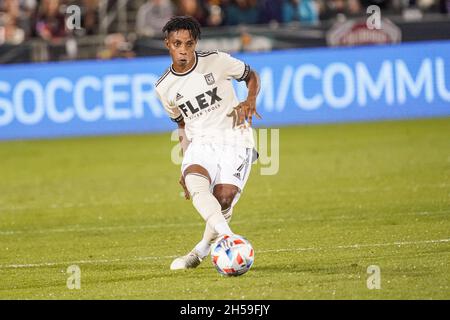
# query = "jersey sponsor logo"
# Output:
<box><xmin>204</xmin><ymin>73</ymin><xmax>215</xmax><ymax>85</ymax></box>
<box><xmin>178</xmin><ymin>87</ymin><xmax>222</xmax><ymax>117</ymax></box>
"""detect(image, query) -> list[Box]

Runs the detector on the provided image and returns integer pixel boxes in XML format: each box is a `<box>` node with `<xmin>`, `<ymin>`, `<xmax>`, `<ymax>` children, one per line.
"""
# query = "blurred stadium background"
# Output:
<box><xmin>0</xmin><ymin>0</ymin><xmax>449</xmax><ymax>300</ymax></box>
<box><xmin>0</xmin><ymin>0</ymin><xmax>449</xmax><ymax>63</ymax></box>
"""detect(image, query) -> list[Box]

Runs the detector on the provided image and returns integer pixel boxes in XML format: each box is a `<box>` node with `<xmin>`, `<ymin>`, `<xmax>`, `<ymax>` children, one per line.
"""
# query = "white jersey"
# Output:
<box><xmin>155</xmin><ymin>51</ymin><xmax>254</xmax><ymax>148</ymax></box>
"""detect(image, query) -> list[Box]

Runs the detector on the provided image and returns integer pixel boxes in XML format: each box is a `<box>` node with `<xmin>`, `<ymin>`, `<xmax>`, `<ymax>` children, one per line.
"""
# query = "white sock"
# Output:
<box><xmin>185</xmin><ymin>173</ymin><xmax>234</xmax><ymax>237</ymax></box>
<box><xmin>194</xmin><ymin>239</ymin><xmax>211</xmax><ymax>258</ymax></box>
<box><xmin>214</xmin><ymin>222</ymin><xmax>233</xmax><ymax>236</ymax></box>
<box><xmin>195</xmin><ymin>207</ymin><xmax>234</xmax><ymax>258</ymax></box>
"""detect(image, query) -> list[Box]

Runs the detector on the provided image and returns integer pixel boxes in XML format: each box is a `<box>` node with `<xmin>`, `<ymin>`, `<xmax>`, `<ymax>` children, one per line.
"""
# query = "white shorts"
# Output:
<box><xmin>181</xmin><ymin>142</ymin><xmax>254</xmax><ymax>206</ymax></box>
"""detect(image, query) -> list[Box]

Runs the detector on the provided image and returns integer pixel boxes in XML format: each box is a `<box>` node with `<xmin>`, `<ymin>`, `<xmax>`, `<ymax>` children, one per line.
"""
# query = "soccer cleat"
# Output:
<box><xmin>170</xmin><ymin>250</ymin><xmax>203</xmax><ymax>270</ymax></box>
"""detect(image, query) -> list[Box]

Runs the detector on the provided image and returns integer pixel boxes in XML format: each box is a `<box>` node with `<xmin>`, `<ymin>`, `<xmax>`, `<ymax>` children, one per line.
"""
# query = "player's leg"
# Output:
<box><xmin>170</xmin><ymin>143</ymin><xmax>235</xmax><ymax>270</ymax></box>
<box><xmin>171</xmin><ymin>146</ymin><xmax>253</xmax><ymax>269</ymax></box>
<box><xmin>178</xmin><ymin>142</ymin><xmax>233</xmax><ymax>236</ymax></box>
<box><xmin>213</xmin><ymin>184</ymin><xmax>240</xmax><ymax>213</ymax></box>
<box><xmin>193</xmin><ymin>184</ymin><xmax>238</xmax><ymax>258</ymax></box>
<box><xmin>171</xmin><ymin>164</ymin><xmax>229</xmax><ymax>270</ymax></box>
<box><xmin>183</xmin><ymin>165</ymin><xmax>234</xmax><ymax>236</ymax></box>
<box><xmin>215</xmin><ymin>146</ymin><xmax>253</xmax><ymax>213</ymax></box>
<box><xmin>193</xmin><ymin>147</ymin><xmax>254</xmax><ymax>257</ymax></box>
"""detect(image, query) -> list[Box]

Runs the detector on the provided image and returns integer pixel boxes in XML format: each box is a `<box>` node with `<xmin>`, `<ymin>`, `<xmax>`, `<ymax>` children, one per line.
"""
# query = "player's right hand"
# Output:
<box><xmin>179</xmin><ymin>175</ymin><xmax>190</xmax><ymax>200</ymax></box>
<box><xmin>236</xmin><ymin>97</ymin><xmax>262</xmax><ymax>127</ymax></box>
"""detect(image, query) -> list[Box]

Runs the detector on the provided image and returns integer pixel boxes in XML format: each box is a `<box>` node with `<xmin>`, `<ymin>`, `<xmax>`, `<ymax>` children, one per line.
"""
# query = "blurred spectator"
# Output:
<box><xmin>35</xmin><ymin>0</ymin><xmax>68</xmax><ymax>60</ymax></box>
<box><xmin>0</xmin><ymin>0</ymin><xmax>36</xmax><ymax>38</ymax></box>
<box><xmin>259</xmin><ymin>0</ymin><xmax>283</xmax><ymax>24</ymax></box>
<box><xmin>417</xmin><ymin>0</ymin><xmax>439</xmax><ymax>10</ymax></box>
<box><xmin>282</xmin><ymin>0</ymin><xmax>320</xmax><ymax>24</ymax></box>
<box><xmin>331</xmin><ymin>0</ymin><xmax>346</xmax><ymax>15</ymax></box>
<box><xmin>21</xmin><ymin>0</ymin><xmax>37</xmax><ymax>37</ymax></box>
<box><xmin>0</xmin><ymin>0</ymin><xmax>445</xmax><ymax>42</ymax></box>
<box><xmin>318</xmin><ymin>0</ymin><xmax>336</xmax><ymax>20</ymax></box>
<box><xmin>136</xmin><ymin>0</ymin><xmax>174</xmax><ymax>37</ymax></box>
<box><xmin>224</xmin><ymin>0</ymin><xmax>260</xmax><ymax>25</ymax></box>
<box><xmin>238</xmin><ymin>29</ymin><xmax>272</xmax><ymax>51</ymax></box>
<box><xmin>240</xmin><ymin>30</ymin><xmax>252</xmax><ymax>50</ymax></box>
<box><xmin>401</xmin><ymin>0</ymin><xmax>425</xmax><ymax>20</ymax></box>
<box><xmin>440</xmin><ymin>0</ymin><xmax>450</xmax><ymax>13</ymax></box>
<box><xmin>176</xmin><ymin>0</ymin><xmax>208</xmax><ymax>26</ymax></box>
<box><xmin>81</xmin><ymin>0</ymin><xmax>99</xmax><ymax>36</ymax></box>
<box><xmin>97</xmin><ymin>33</ymin><xmax>135</xmax><ymax>59</ymax></box>
<box><xmin>282</xmin><ymin>0</ymin><xmax>300</xmax><ymax>21</ymax></box>
<box><xmin>347</xmin><ymin>0</ymin><xmax>363</xmax><ymax>17</ymax></box>
<box><xmin>319</xmin><ymin>0</ymin><xmax>365</xmax><ymax>20</ymax></box>
<box><xmin>206</xmin><ymin>4</ymin><xmax>224</xmax><ymax>26</ymax></box>
<box><xmin>360</xmin><ymin>0</ymin><xmax>391</xmax><ymax>10</ymax></box>
<box><xmin>0</xmin><ymin>12</ymin><xmax>25</xmax><ymax>45</ymax></box>
<box><xmin>35</xmin><ymin>0</ymin><xmax>67</xmax><ymax>42</ymax></box>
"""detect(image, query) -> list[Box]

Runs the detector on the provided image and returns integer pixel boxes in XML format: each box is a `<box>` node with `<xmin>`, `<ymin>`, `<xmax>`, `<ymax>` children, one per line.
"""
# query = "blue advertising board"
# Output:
<box><xmin>1</xmin><ymin>40</ymin><xmax>449</xmax><ymax>140</ymax></box>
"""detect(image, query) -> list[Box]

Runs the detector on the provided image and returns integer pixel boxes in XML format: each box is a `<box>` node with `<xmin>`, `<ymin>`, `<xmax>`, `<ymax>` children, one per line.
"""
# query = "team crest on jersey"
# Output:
<box><xmin>204</xmin><ymin>73</ymin><xmax>215</xmax><ymax>85</ymax></box>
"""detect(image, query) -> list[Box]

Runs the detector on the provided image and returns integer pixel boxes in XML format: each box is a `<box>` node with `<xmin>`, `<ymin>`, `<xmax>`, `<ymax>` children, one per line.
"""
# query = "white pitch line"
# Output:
<box><xmin>0</xmin><ymin>198</ymin><xmax>166</xmax><ymax>213</ymax></box>
<box><xmin>0</xmin><ymin>254</ymin><xmax>179</xmax><ymax>269</ymax></box>
<box><xmin>1</xmin><ymin>209</ymin><xmax>449</xmax><ymax>236</ymax></box>
<box><xmin>260</xmin><ymin>238</ymin><xmax>450</xmax><ymax>253</ymax></box>
<box><xmin>0</xmin><ymin>238</ymin><xmax>448</xmax><ymax>270</ymax></box>
<box><xmin>1</xmin><ymin>182</ymin><xmax>449</xmax><ymax>213</ymax></box>
<box><xmin>0</xmin><ymin>219</ymin><xmax>288</xmax><ymax>236</ymax></box>
<box><xmin>0</xmin><ymin>221</ymin><xmax>207</xmax><ymax>236</ymax></box>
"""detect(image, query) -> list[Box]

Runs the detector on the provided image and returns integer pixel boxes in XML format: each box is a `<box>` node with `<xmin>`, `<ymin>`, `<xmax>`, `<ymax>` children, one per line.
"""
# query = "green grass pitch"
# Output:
<box><xmin>0</xmin><ymin>117</ymin><xmax>449</xmax><ymax>299</ymax></box>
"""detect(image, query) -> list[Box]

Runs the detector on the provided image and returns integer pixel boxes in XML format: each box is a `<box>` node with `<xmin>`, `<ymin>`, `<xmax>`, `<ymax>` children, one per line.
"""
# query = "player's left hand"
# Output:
<box><xmin>237</xmin><ymin>97</ymin><xmax>262</xmax><ymax>127</ymax></box>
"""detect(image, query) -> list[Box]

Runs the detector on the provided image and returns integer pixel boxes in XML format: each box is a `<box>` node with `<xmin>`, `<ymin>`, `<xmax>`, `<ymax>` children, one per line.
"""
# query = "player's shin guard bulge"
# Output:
<box><xmin>184</xmin><ymin>174</ymin><xmax>232</xmax><ymax>236</ymax></box>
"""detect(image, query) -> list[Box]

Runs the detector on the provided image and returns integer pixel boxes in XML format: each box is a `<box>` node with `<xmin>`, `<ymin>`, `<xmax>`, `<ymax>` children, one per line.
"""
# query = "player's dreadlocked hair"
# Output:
<box><xmin>162</xmin><ymin>16</ymin><xmax>202</xmax><ymax>41</ymax></box>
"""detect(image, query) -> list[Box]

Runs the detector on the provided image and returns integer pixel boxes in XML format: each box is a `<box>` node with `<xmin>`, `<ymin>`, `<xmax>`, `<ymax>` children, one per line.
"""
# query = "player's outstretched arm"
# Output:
<box><xmin>237</xmin><ymin>69</ymin><xmax>261</xmax><ymax>127</ymax></box>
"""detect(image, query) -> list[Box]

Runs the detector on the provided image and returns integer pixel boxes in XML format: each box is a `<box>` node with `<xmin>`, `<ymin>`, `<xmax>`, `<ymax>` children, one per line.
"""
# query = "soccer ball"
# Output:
<box><xmin>211</xmin><ymin>234</ymin><xmax>254</xmax><ymax>276</ymax></box>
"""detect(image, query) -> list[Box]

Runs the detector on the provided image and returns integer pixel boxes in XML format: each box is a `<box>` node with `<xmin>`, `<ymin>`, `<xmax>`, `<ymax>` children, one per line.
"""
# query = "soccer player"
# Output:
<box><xmin>155</xmin><ymin>16</ymin><xmax>261</xmax><ymax>270</ymax></box>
